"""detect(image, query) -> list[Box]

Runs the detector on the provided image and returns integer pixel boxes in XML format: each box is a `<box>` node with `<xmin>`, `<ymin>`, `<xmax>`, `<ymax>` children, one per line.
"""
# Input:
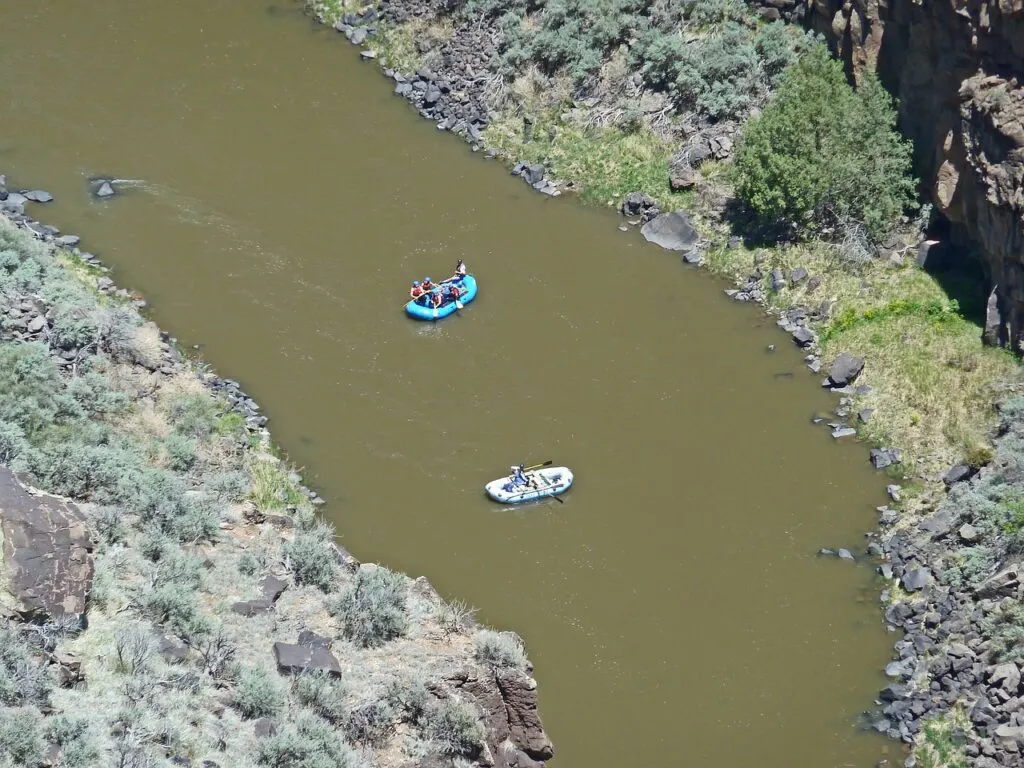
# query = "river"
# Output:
<box><xmin>0</xmin><ymin>2</ymin><xmax>897</xmax><ymax>765</ymax></box>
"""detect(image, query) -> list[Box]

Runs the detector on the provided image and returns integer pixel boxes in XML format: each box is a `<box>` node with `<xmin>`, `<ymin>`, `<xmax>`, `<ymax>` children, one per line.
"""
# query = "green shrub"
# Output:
<box><xmin>943</xmin><ymin>546</ymin><xmax>996</xmax><ymax>589</ymax></box>
<box><xmin>331</xmin><ymin>567</ymin><xmax>409</xmax><ymax>648</ymax></box>
<box><xmin>423</xmin><ymin>699</ymin><xmax>485</xmax><ymax>757</ymax></box>
<box><xmin>292</xmin><ymin>670</ymin><xmax>348</xmax><ymax>723</ymax></box>
<box><xmin>0</xmin><ymin>706</ymin><xmax>44</xmax><ymax>766</ymax></box>
<box><xmin>0</xmin><ymin>421</ymin><xmax>26</xmax><ymax>465</ymax></box>
<box><xmin>473</xmin><ymin>630</ymin><xmax>530</xmax><ymax>670</ymax></box>
<box><xmin>46</xmin><ymin>715</ymin><xmax>99</xmax><ymax>767</ymax></box>
<box><xmin>232</xmin><ymin>668</ymin><xmax>284</xmax><ymax>720</ymax></box>
<box><xmin>88</xmin><ymin>505</ymin><xmax>127</xmax><ymax>546</ymax></box>
<box><xmin>732</xmin><ymin>43</ymin><xmax>916</xmax><ymax>239</ymax></box>
<box><xmin>0</xmin><ymin>627</ymin><xmax>52</xmax><ymax>707</ymax></box>
<box><xmin>208</xmin><ymin>470</ymin><xmax>251</xmax><ymax>502</ymax></box>
<box><xmin>145</xmin><ymin>584</ymin><xmax>209</xmax><ymax>639</ymax></box>
<box><xmin>257</xmin><ymin>712</ymin><xmax>367</xmax><ymax>768</ymax></box>
<box><xmin>981</xmin><ymin>600</ymin><xmax>1024</xmax><ymax>661</ymax></box>
<box><xmin>384</xmin><ymin>672</ymin><xmax>429</xmax><ymax>724</ymax></box>
<box><xmin>0</xmin><ymin>342</ymin><xmax>66</xmax><ymax>438</ymax></box>
<box><xmin>344</xmin><ymin>699</ymin><xmax>396</xmax><ymax>746</ymax></box>
<box><xmin>164</xmin><ymin>432</ymin><xmax>198</xmax><ymax>472</ymax></box>
<box><xmin>169</xmin><ymin>393</ymin><xmax>219</xmax><ymax>439</ymax></box>
<box><xmin>283</xmin><ymin>526</ymin><xmax>338</xmax><ymax>592</ymax></box>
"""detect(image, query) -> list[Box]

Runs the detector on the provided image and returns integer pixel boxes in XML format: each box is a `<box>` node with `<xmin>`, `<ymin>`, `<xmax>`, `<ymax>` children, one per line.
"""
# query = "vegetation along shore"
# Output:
<box><xmin>0</xmin><ymin>179</ymin><xmax>553</xmax><ymax>767</ymax></box>
<box><xmin>305</xmin><ymin>0</ymin><xmax>1024</xmax><ymax>764</ymax></box>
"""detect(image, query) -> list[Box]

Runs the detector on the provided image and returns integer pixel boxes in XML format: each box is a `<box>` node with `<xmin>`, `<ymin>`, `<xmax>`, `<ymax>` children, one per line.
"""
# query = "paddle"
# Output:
<box><xmin>518</xmin><ymin>460</ymin><xmax>564</xmax><ymax>503</ymax></box>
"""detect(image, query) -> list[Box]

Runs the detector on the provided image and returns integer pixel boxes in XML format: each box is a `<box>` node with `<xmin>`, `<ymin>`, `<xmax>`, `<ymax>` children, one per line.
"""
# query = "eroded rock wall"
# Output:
<box><xmin>756</xmin><ymin>0</ymin><xmax>1024</xmax><ymax>347</ymax></box>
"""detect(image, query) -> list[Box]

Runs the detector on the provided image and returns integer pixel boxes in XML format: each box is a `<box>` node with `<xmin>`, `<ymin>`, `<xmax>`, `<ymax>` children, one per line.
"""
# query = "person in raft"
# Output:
<box><xmin>510</xmin><ymin>464</ymin><xmax>528</xmax><ymax>486</ymax></box>
<box><xmin>444</xmin><ymin>282</ymin><xmax>462</xmax><ymax>304</ymax></box>
<box><xmin>441</xmin><ymin>260</ymin><xmax>467</xmax><ymax>284</ymax></box>
<box><xmin>410</xmin><ymin>280</ymin><xmax>425</xmax><ymax>303</ymax></box>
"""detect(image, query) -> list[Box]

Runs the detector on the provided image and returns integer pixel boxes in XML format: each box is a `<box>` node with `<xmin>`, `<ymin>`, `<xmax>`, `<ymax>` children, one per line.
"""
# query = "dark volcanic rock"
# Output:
<box><xmin>901</xmin><ymin>567</ymin><xmax>931</xmax><ymax>592</ymax></box>
<box><xmin>792</xmin><ymin>327</ymin><xmax>815</xmax><ymax>347</ymax></box>
<box><xmin>272</xmin><ymin>641</ymin><xmax>342</xmax><ymax>677</ymax></box>
<box><xmin>870</xmin><ymin>448</ymin><xmax>902</xmax><ymax>469</ymax></box>
<box><xmin>0</xmin><ymin>467</ymin><xmax>93</xmax><ymax>620</ymax></box>
<box><xmin>640</xmin><ymin>210</ymin><xmax>700</xmax><ymax>255</ymax></box>
<box><xmin>944</xmin><ymin>463</ymin><xmax>976</xmax><ymax>487</ymax></box>
<box><xmin>496</xmin><ymin>670</ymin><xmax>554</xmax><ymax>761</ymax></box>
<box><xmin>827</xmin><ymin>353</ymin><xmax>865</xmax><ymax>387</ymax></box>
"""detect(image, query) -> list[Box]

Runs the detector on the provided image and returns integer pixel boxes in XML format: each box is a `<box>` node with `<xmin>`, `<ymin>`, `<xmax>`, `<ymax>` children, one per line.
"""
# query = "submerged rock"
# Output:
<box><xmin>92</xmin><ymin>181</ymin><xmax>116</xmax><ymax>199</ymax></box>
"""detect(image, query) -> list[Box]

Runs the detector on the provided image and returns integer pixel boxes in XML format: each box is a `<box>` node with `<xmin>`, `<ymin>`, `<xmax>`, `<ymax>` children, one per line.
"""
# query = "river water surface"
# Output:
<box><xmin>1</xmin><ymin>2</ymin><xmax>897</xmax><ymax>765</ymax></box>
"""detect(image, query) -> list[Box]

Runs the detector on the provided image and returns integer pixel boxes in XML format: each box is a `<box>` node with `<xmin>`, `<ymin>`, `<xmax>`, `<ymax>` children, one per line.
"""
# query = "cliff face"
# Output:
<box><xmin>760</xmin><ymin>0</ymin><xmax>1024</xmax><ymax>346</ymax></box>
<box><xmin>798</xmin><ymin>0</ymin><xmax>1024</xmax><ymax>347</ymax></box>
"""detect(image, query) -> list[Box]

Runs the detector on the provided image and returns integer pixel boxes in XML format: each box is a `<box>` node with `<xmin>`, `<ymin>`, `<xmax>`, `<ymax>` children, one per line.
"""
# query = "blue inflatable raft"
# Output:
<box><xmin>485</xmin><ymin>466</ymin><xmax>574</xmax><ymax>504</ymax></box>
<box><xmin>405</xmin><ymin>275</ymin><xmax>477</xmax><ymax>321</ymax></box>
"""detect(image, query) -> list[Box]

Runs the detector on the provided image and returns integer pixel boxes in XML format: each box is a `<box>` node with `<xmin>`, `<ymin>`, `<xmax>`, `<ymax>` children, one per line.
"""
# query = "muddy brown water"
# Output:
<box><xmin>1</xmin><ymin>2</ymin><xmax>898</xmax><ymax>765</ymax></box>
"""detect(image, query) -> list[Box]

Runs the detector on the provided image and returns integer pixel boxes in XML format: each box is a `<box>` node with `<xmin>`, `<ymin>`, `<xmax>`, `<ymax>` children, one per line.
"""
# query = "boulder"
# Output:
<box><xmin>522</xmin><ymin>164</ymin><xmax>545</xmax><ymax>187</ymax></box>
<box><xmin>668</xmin><ymin>164</ymin><xmax>698</xmax><ymax>191</ymax></box>
<box><xmin>958</xmin><ymin>523</ymin><xmax>980</xmax><ymax>543</ymax></box>
<box><xmin>827</xmin><ymin>353</ymin><xmax>865</xmax><ymax>387</ymax></box>
<box><xmin>789</xmin><ymin>266</ymin><xmax>808</xmax><ymax>285</ymax></box>
<box><xmin>901</xmin><ymin>567</ymin><xmax>931</xmax><ymax>592</ymax></box>
<box><xmin>792</xmin><ymin>327</ymin><xmax>815</xmax><ymax>347</ymax></box>
<box><xmin>974</xmin><ymin>562</ymin><xmax>1021</xmax><ymax>599</ymax></box>
<box><xmin>987</xmin><ymin>662</ymin><xmax>1021</xmax><ymax>694</ymax></box>
<box><xmin>640</xmin><ymin>211</ymin><xmax>700</xmax><ymax>256</ymax></box>
<box><xmin>0</xmin><ymin>467</ymin><xmax>93</xmax><ymax>621</ymax></box>
<box><xmin>272</xmin><ymin>641</ymin><xmax>342</xmax><ymax>677</ymax></box>
<box><xmin>919</xmin><ymin>509</ymin><xmax>954</xmax><ymax>536</ymax></box>
<box><xmin>24</xmin><ymin>190</ymin><xmax>53</xmax><ymax>203</ymax></box>
<box><xmin>944</xmin><ymin>464</ymin><xmax>975</xmax><ymax>487</ymax></box>
<box><xmin>870</xmin><ymin>448</ymin><xmax>902</xmax><ymax>469</ymax></box>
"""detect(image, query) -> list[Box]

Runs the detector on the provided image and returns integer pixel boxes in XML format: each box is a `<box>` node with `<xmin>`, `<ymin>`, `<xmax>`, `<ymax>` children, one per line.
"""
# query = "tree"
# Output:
<box><xmin>731</xmin><ymin>43</ymin><xmax>917</xmax><ymax>240</ymax></box>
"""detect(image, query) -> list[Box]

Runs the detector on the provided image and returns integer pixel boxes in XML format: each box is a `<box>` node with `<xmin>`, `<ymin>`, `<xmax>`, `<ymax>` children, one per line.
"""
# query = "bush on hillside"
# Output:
<box><xmin>231</xmin><ymin>668</ymin><xmax>284</xmax><ymax>720</ymax></box>
<box><xmin>0</xmin><ymin>706</ymin><xmax>44</xmax><ymax>766</ymax></box>
<box><xmin>330</xmin><ymin>567</ymin><xmax>409</xmax><ymax>648</ymax></box>
<box><xmin>257</xmin><ymin>713</ymin><xmax>367</xmax><ymax>768</ymax></box>
<box><xmin>283</xmin><ymin>523</ymin><xmax>339</xmax><ymax>592</ymax></box>
<box><xmin>423</xmin><ymin>699</ymin><xmax>485</xmax><ymax>757</ymax></box>
<box><xmin>465</xmin><ymin>0</ymin><xmax>811</xmax><ymax>118</ymax></box>
<box><xmin>472</xmin><ymin>630</ymin><xmax>530</xmax><ymax>670</ymax></box>
<box><xmin>731</xmin><ymin>43</ymin><xmax>916</xmax><ymax>239</ymax></box>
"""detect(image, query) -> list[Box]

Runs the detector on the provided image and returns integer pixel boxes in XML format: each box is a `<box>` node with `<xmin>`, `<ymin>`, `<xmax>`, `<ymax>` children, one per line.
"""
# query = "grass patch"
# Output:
<box><xmin>247</xmin><ymin>455</ymin><xmax>307</xmax><ymax>514</ymax></box>
<box><xmin>917</xmin><ymin>710</ymin><xmax>969</xmax><ymax>768</ymax></box>
<box><xmin>699</xmin><ymin>229</ymin><xmax>1019</xmax><ymax>474</ymax></box>
<box><xmin>484</xmin><ymin>110</ymin><xmax>693</xmax><ymax>208</ymax></box>
<box><xmin>373</xmin><ymin>18</ymin><xmax>454</xmax><ymax>73</ymax></box>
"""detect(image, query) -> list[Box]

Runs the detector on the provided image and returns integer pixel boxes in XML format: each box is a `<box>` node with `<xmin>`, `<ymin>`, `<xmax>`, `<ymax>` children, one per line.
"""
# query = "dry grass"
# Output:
<box><xmin>484</xmin><ymin>106</ymin><xmax>692</xmax><ymax>207</ymax></box>
<box><xmin>372</xmin><ymin>17</ymin><xmax>454</xmax><ymax>74</ymax></box>
<box><xmin>700</xmin><ymin>231</ymin><xmax>1020</xmax><ymax>478</ymax></box>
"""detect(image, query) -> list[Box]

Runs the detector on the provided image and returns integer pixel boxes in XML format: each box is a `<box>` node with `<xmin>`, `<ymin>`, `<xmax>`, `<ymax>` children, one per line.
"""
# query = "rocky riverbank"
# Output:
<box><xmin>0</xmin><ymin>177</ymin><xmax>552</xmax><ymax>767</ymax></box>
<box><xmin>303</xmin><ymin>0</ymin><xmax>1024</xmax><ymax>764</ymax></box>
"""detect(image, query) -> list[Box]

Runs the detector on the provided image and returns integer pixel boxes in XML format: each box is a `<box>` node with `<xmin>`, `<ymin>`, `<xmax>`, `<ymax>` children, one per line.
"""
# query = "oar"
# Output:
<box><xmin>523</xmin><ymin>460</ymin><xmax>553</xmax><ymax>471</ymax></box>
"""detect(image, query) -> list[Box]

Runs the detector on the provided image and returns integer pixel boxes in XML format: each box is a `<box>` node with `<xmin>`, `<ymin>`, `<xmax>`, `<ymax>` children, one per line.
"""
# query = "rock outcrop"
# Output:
<box><xmin>0</xmin><ymin>466</ymin><xmax>93</xmax><ymax>621</ymax></box>
<box><xmin>753</xmin><ymin>0</ymin><xmax>1024</xmax><ymax>349</ymax></box>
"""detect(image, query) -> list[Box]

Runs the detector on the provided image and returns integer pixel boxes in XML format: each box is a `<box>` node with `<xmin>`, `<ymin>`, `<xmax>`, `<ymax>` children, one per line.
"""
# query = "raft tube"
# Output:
<box><xmin>484</xmin><ymin>466</ymin><xmax>574</xmax><ymax>504</ymax></box>
<box><xmin>405</xmin><ymin>274</ymin><xmax>477</xmax><ymax>321</ymax></box>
